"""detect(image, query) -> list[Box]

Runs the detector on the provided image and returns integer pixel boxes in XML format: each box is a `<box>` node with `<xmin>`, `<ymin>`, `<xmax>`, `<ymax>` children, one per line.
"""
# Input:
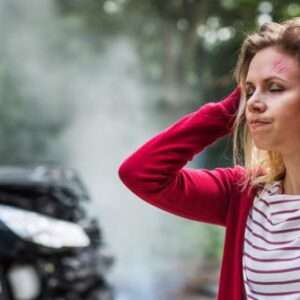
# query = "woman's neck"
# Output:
<box><xmin>282</xmin><ymin>156</ymin><xmax>300</xmax><ymax>195</ymax></box>
<box><xmin>283</xmin><ymin>178</ymin><xmax>300</xmax><ymax>195</ymax></box>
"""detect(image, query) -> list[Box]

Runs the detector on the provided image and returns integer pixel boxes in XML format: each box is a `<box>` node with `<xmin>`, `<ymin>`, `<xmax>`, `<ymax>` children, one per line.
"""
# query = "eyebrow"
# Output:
<box><xmin>245</xmin><ymin>76</ymin><xmax>287</xmax><ymax>85</ymax></box>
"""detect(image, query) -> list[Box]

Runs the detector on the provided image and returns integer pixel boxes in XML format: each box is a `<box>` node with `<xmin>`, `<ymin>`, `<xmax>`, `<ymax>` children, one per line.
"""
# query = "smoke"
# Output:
<box><xmin>0</xmin><ymin>0</ymin><xmax>210</xmax><ymax>298</ymax></box>
<box><xmin>61</xmin><ymin>37</ymin><xmax>212</xmax><ymax>299</ymax></box>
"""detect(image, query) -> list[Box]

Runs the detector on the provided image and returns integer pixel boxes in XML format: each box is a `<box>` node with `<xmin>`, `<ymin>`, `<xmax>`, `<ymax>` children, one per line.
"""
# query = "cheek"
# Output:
<box><xmin>273</xmin><ymin>94</ymin><xmax>300</xmax><ymax>126</ymax></box>
<box><xmin>278</xmin><ymin>105</ymin><xmax>300</xmax><ymax>129</ymax></box>
<box><xmin>245</xmin><ymin>108</ymin><xmax>251</xmax><ymax>122</ymax></box>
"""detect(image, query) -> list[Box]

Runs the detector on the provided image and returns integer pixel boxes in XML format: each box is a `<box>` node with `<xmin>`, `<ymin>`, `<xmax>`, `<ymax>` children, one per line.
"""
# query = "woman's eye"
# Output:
<box><xmin>269</xmin><ymin>83</ymin><xmax>283</xmax><ymax>92</ymax></box>
<box><xmin>270</xmin><ymin>89</ymin><xmax>282</xmax><ymax>92</ymax></box>
<box><xmin>245</xmin><ymin>84</ymin><xmax>284</xmax><ymax>100</ymax></box>
<box><xmin>245</xmin><ymin>89</ymin><xmax>254</xmax><ymax>99</ymax></box>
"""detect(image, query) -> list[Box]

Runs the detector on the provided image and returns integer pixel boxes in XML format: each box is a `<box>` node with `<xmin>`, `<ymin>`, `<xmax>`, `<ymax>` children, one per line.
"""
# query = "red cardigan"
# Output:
<box><xmin>118</xmin><ymin>88</ymin><xmax>258</xmax><ymax>300</ymax></box>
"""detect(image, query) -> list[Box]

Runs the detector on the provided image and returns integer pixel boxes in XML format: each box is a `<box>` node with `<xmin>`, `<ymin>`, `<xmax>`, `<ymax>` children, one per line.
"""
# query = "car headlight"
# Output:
<box><xmin>0</xmin><ymin>204</ymin><xmax>90</xmax><ymax>248</ymax></box>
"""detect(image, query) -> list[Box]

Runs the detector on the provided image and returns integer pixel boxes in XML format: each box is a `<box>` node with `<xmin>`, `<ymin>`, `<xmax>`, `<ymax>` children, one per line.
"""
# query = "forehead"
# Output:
<box><xmin>246</xmin><ymin>47</ymin><xmax>300</xmax><ymax>82</ymax></box>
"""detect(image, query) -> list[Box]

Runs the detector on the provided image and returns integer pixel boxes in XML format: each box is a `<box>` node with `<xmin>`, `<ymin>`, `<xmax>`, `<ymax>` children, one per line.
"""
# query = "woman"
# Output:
<box><xmin>118</xmin><ymin>18</ymin><xmax>300</xmax><ymax>299</ymax></box>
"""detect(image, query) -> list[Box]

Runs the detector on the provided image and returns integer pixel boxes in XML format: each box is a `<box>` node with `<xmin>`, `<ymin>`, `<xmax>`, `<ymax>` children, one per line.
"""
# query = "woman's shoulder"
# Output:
<box><xmin>224</xmin><ymin>165</ymin><xmax>267</xmax><ymax>196</ymax></box>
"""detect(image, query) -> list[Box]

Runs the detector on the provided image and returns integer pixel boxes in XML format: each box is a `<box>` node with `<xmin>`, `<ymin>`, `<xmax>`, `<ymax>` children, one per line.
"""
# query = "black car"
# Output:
<box><xmin>0</xmin><ymin>165</ymin><xmax>114</xmax><ymax>300</ymax></box>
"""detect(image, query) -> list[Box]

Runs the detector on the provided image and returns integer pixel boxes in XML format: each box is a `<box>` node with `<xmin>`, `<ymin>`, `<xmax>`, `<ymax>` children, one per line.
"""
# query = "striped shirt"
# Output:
<box><xmin>243</xmin><ymin>180</ymin><xmax>300</xmax><ymax>300</ymax></box>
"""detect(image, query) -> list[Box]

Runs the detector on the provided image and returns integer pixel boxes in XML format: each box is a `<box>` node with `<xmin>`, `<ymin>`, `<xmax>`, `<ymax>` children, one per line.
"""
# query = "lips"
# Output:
<box><xmin>249</xmin><ymin>120</ymin><xmax>272</xmax><ymax>131</ymax></box>
<box><xmin>249</xmin><ymin>118</ymin><xmax>271</xmax><ymax>124</ymax></box>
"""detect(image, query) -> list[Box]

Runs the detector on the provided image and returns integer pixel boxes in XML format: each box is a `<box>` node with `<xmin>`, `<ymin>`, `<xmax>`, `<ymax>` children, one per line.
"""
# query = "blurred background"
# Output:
<box><xmin>0</xmin><ymin>0</ymin><xmax>299</xmax><ymax>299</ymax></box>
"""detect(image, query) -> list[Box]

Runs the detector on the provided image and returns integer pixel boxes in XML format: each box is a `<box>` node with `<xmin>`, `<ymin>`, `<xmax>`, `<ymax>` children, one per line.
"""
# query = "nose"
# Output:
<box><xmin>246</xmin><ymin>93</ymin><xmax>267</xmax><ymax>113</ymax></box>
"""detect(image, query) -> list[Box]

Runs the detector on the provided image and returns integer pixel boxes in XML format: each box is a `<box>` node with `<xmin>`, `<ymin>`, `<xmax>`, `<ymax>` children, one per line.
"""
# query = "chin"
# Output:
<box><xmin>252</xmin><ymin>139</ymin><xmax>274</xmax><ymax>151</ymax></box>
<box><xmin>255</xmin><ymin>145</ymin><xmax>272</xmax><ymax>151</ymax></box>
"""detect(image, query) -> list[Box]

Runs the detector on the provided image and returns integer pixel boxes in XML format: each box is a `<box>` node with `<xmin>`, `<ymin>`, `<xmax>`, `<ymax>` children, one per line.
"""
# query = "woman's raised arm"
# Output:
<box><xmin>118</xmin><ymin>88</ymin><xmax>245</xmax><ymax>226</ymax></box>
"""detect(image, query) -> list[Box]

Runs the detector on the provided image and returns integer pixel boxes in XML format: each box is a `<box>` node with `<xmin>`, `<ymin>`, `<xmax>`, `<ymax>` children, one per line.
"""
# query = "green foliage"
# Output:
<box><xmin>201</xmin><ymin>224</ymin><xmax>225</xmax><ymax>262</ymax></box>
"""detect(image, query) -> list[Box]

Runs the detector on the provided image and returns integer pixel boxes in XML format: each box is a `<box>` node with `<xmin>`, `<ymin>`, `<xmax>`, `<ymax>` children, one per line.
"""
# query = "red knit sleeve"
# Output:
<box><xmin>118</xmin><ymin>88</ymin><xmax>246</xmax><ymax>226</ymax></box>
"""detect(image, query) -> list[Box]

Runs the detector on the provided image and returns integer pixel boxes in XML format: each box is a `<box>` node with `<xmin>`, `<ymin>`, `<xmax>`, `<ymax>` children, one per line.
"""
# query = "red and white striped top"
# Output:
<box><xmin>243</xmin><ymin>180</ymin><xmax>300</xmax><ymax>300</ymax></box>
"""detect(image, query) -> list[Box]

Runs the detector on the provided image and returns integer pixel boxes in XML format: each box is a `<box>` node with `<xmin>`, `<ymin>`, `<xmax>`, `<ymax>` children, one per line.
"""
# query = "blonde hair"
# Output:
<box><xmin>232</xmin><ymin>17</ymin><xmax>300</xmax><ymax>191</ymax></box>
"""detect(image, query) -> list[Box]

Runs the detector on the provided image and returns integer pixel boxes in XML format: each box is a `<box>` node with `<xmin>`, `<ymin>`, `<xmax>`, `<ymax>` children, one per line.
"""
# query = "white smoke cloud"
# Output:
<box><xmin>0</xmin><ymin>0</ymin><xmax>211</xmax><ymax>298</ymax></box>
